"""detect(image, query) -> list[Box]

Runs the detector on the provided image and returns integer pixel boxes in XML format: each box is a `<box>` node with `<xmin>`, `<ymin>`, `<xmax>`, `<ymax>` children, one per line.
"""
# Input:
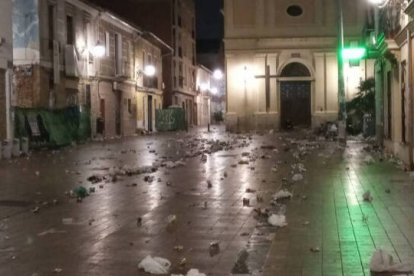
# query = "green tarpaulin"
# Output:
<box><xmin>15</xmin><ymin>107</ymin><xmax>91</xmax><ymax>147</ymax></box>
<box><xmin>155</xmin><ymin>107</ymin><xmax>186</xmax><ymax>131</ymax></box>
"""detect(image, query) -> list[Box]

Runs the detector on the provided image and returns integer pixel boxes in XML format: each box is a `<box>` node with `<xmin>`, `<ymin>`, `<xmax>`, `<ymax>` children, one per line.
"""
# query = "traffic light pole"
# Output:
<box><xmin>337</xmin><ymin>0</ymin><xmax>347</xmax><ymax>142</ymax></box>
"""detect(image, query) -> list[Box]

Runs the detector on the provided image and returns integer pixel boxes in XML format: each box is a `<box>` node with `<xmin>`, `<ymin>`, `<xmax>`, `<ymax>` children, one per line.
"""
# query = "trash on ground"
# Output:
<box><xmin>31</xmin><ymin>206</ymin><xmax>40</xmax><ymax>214</ymax></box>
<box><xmin>73</xmin><ymin>186</ymin><xmax>88</xmax><ymax>199</ymax></box>
<box><xmin>242</xmin><ymin>198</ymin><xmax>250</xmax><ymax>207</ymax></box>
<box><xmin>370</xmin><ymin>249</ymin><xmax>413</xmax><ymax>273</ymax></box>
<box><xmin>310</xmin><ymin>247</ymin><xmax>320</xmax><ymax>253</ymax></box>
<box><xmin>245</xmin><ymin>188</ymin><xmax>256</xmax><ymax>193</ymax></box>
<box><xmin>174</xmin><ymin>245</ymin><xmax>184</xmax><ymax>252</ymax></box>
<box><xmin>273</xmin><ymin>189</ymin><xmax>293</xmax><ymax>201</ymax></box>
<box><xmin>138</xmin><ymin>255</ymin><xmax>171</xmax><ymax>274</ymax></box>
<box><xmin>37</xmin><ymin>228</ymin><xmax>66</xmax><ymax>236</ymax></box>
<box><xmin>292</xmin><ymin>174</ymin><xmax>304</xmax><ymax>182</ymax></box>
<box><xmin>363</xmin><ymin>191</ymin><xmax>373</xmax><ymax>202</ymax></box>
<box><xmin>232</xmin><ymin>248</ymin><xmax>249</xmax><ymax>274</ymax></box>
<box><xmin>207</xmin><ymin>181</ymin><xmax>212</xmax><ymax>188</ymax></box>
<box><xmin>209</xmin><ymin>241</ymin><xmax>220</xmax><ymax>256</ymax></box>
<box><xmin>268</xmin><ymin>214</ymin><xmax>287</xmax><ymax>227</ymax></box>
<box><xmin>53</xmin><ymin>268</ymin><xmax>63</xmax><ymax>273</ymax></box>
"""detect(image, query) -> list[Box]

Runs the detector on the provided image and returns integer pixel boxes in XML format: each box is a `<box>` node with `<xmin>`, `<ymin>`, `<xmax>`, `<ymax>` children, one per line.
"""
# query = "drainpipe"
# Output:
<box><xmin>407</xmin><ymin>29</ymin><xmax>414</xmax><ymax>169</ymax></box>
<box><xmin>5</xmin><ymin>68</ymin><xmax>12</xmax><ymax>139</ymax></box>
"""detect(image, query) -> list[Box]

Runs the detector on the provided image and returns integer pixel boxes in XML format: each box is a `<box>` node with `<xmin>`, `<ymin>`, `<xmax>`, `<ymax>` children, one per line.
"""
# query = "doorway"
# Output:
<box><xmin>280</xmin><ymin>81</ymin><xmax>311</xmax><ymax>128</ymax></box>
<box><xmin>148</xmin><ymin>95</ymin><xmax>153</xmax><ymax>132</ymax></box>
<box><xmin>115</xmin><ymin>93</ymin><xmax>122</xmax><ymax>136</ymax></box>
<box><xmin>279</xmin><ymin>62</ymin><xmax>312</xmax><ymax>129</ymax></box>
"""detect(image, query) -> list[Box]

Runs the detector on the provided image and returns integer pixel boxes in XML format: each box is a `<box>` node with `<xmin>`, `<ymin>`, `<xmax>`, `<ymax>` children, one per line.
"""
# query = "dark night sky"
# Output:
<box><xmin>195</xmin><ymin>0</ymin><xmax>223</xmax><ymax>40</ymax></box>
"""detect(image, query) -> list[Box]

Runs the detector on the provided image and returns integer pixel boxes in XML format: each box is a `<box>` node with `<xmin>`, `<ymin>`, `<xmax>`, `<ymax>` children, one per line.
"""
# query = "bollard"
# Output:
<box><xmin>12</xmin><ymin>138</ymin><xmax>20</xmax><ymax>157</ymax></box>
<box><xmin>21</xmin><ymin>137</ymin><xmax>29</xmax><ymax>155</ymax></box>
<box><xmin>2</xmin><ymin>140</ymin><xmax>11</xmax><ymax>159</ymax></box>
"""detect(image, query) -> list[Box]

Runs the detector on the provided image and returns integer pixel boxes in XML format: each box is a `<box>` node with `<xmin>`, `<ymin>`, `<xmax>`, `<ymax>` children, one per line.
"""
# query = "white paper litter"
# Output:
<box><xmin>171</xmin><ymin>268</ymin><xmax>206</xmax><ymax>276</ymax></box>
<box><xmin>364</xmin><ymin>155</ymin><xmax>374</xmax><ymax>164</ymax></box>
<box><xmin>268</xmin><ymin>214</ymin><xmax>287</xmax><ymax>227</ymax></box>
<box><xmin>292</xmin><ymin>173</ymin><xmax>304</xmax><ymax>182</ymax></box>
<box><xmin>273</xmin><ymin>190</ymin><xmax>293</xmax><ymax>201</ymax></box>
<box><xmin>138</xmin><ymin>255</ymin><xmax>171</xmax><ymax>274</ymax></box>
<box><xmin>370</xmin><ymin>249</ymin><xmax>413</xmax><ymax>273</ymax></box>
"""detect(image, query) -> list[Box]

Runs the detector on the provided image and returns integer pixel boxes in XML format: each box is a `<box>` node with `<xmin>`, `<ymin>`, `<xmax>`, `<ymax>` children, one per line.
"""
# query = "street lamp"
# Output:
<box><xmin>211</xmin><ymin>87</ymin><xmax>218</xmax><ymax>95</ymax></box>
<box><xmin>144</xmin><ymin>65</ymin><xmax>156</xmax><ymax>77</ymax></box>
<box><xmin>213</xmin><ymin>69</ymin><xmax>223</xmax><ymax>80</ymax></box>
<box><xmin>91</xmin><ymin>41</ymin><xmax>105</xmax><ymax>58</ymax></box>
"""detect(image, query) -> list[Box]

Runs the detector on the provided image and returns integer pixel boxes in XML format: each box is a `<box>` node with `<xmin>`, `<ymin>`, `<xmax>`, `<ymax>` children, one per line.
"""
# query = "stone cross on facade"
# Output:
<box><xmin>255</xmin><ymin>56</ymin><xmax>277</xmax><ymax>112</ymax></box>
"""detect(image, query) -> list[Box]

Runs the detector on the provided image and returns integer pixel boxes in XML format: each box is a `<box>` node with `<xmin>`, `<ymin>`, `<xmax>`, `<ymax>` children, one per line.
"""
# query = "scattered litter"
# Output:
<box><xmin>174</xmin><ymin>245</ymin><xmax>184</xmax><ymax>252</ymax></box>
<box><xmin>363</xmin><ymin>191</ymin><xmax>373</xmax><ymax>202</ymax></box>
<box><xmin>167</xmin><ymin>215</ymin><xmax>177</xmax><ymax>225</ymax></box>
<box><xmin>292</xmin><ymin>174</ymin><xmax>304</xmax><ymax>182</ymax></box>
<box><xmin>364</xmin><ymin>155</ymin><xmax>375</xmax><ymax>164</ymax></box>
<box><xmin>207</xmin><ymin>181</ymin><xmax>212</xmax><ymax>188</ymax></box>
<box><xmin>62</xmin><ymin>218</ymin><xmax>74</xmax><ymax>225</ymax></box>
<box><xmin>31</xmin><ymin>206</ymin><xmax>40</xmax><ymax>214</ymax></box>
<box><xmin>179</xmin><ymin>257</ymin><xmax>187</xmax><ymax>267</ymax></box>
<box><xmin>273</xmin><ymin>190</ymin><xmax>293</xmax><ymax>201</ymax></box>
<box><xmin>370</xmin><ymin>249</ymin><xmax>413</xmax><ymax>273</ymax></box>
<box><xmin>35</xmin><ymin>171</ymin><xmax>40</xmax><ymax>176</ymax></box>
<box><xmin>209</xmin><ymin>241</ymin><xmax>220</xmax><ymax>256</ymax></box>
<box><xmin>137</xmin><ymin>217</ymin><xmax>142</xmax><ymax>227</ymax></box>
<box><xmin>138</xmin><ymin>255</ymin><xmax>171</xmax><ymax>274</ymax></box>
<box><xmin>53</xmin><ymin>268</ymin><xmax>63</xmax><ymax>273</ymax></box>
<box><xmin>310</xmin><ymin>247</ymin><xmax>320</xmax><ymax>253</ymax></box>
<box><xmin>73</xmin><ymin>186</ymin><xmax>88</xmax><ymax>199</ymax></box>
<box><xmin>185</xmin><ymin>269</ymin><xmax>207</xmax><ymax>276</ymax></box>
<box><xmin>242</xmin><ymin>198</ymin><xmax>250</xmax><ymax>207</ymax></box>
<box><xmin>37</xmin><ymin>228</ymin><xmax>66</xmax><ymax>237</ymax></box>
<box><xmin>303</xmin><ymin>221</ymin><xmax>310</xmax><ymax>226</ymax></box>
<box><xmin>232</xmin><ymin>248</ymin><xmax>249</xmax><ymax>274</ymax></box>
<box><xmin>268</xmin><ymin>214</ymin><xmax>287</xmax><ymax>227</ymax></box>
<box><xmin>245</xmin><ymin>188</ymin><xmax>256</xmax><ymax>193</ymax></box>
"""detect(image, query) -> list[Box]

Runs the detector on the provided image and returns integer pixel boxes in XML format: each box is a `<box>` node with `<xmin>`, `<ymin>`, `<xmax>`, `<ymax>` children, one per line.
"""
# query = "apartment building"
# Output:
<box><xmin>12</xmin><ymin>0</ymin><xmax>168</xmax><ymax>144</ymax></box>
<box><xmin>87</xmin><ymin>0</ymin><xmax>198</xmax><ymax>126</ymax></box>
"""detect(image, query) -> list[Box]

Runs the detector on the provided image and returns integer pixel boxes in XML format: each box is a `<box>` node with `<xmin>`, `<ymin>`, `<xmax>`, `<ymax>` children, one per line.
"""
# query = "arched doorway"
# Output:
<box><xmin>280</xmin><ymin>62</ymin><xmax>312</xmax><ymax>129</ymax></box>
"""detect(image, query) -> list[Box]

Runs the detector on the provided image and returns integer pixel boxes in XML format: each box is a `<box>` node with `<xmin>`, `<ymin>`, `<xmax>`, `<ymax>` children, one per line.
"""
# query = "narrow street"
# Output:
<box><xmin>0</xmin><ymin>127</ymin><xmax>413</xmax><ymax>276</ymax></box>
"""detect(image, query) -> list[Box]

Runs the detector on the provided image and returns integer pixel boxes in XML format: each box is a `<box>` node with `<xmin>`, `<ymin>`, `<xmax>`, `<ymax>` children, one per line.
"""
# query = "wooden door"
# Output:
<box><xmin>280</xmin><ymin>81</ymin><xmax>311</xmax><ymax>128</ymax></box>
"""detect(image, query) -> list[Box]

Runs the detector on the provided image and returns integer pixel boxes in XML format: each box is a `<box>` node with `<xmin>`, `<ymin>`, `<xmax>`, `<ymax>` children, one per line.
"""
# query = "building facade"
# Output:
<box><xmin>12</xmin><ymin>0</ymin><xmax>168</xmax><ymax>142</ymax></box>
<box><xmin>224</xmin><ymin>0</ymin><xmax>374</xmax><ymax>132</ymax></box>
<box><xmin>374</xmin><ymin>0</ymin><xmax>413</xmax><ymax>168</ymax></box>
<box><xmin>0</xmin><ymin>0</ymin><xmax>13</xmax><ymax>140</ymax></box>
<box><xmin>195</xmin><ymin>65</ymin><xmax>211</xmax><ymax>126</ymax></box>
<box><xmin>89</xmin><ymin>0</ymin><xmax>198</xmax><ymax>126</ymax></box>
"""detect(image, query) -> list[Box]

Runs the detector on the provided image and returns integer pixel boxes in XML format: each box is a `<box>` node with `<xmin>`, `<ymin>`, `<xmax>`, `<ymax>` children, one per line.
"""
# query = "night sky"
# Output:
<box><xmin>195</xmin><ymin>0</ymin><xmax>223</xmax><ymax>40</ymax></box>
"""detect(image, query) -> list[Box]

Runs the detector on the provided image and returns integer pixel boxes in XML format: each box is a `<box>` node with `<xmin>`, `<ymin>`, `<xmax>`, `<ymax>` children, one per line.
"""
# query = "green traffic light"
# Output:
<box><xmin>341</xmin><ymin>47</ymin><xmax>366</xmax><ymax>60</ymax></box>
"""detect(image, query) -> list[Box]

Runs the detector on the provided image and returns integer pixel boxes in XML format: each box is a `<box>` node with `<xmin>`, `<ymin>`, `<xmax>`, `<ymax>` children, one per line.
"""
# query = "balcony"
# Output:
<box><xmin>143</xmin><ymin>76</ymin><xmax>158</xmax><ymax>89</ymax></box>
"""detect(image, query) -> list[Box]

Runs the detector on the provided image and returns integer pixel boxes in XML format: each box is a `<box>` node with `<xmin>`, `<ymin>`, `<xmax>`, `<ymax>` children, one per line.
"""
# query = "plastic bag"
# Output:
<box><xmin>370</xmin><ymin>249</ymin><xmax>412</xmax><ymax>273</ymax></box>
<box><xmin>138</xmin><ymin>255</ymin><xmax>171</xmax><ymax>274</ymax></box>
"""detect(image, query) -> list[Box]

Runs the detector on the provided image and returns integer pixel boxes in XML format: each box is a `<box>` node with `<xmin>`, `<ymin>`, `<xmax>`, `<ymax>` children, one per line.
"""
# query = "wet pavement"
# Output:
<box><xmin>0</xmin><ymin>126</ymin><xmax>414</xmax><ymax>275</ymax></box>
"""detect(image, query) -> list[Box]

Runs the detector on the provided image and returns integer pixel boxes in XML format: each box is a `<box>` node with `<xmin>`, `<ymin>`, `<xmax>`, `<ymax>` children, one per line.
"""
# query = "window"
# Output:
<box><xmin>48</xmin><ymin>5</ymin><xmax>55</xmax><ymax>43</ymax></box>
<box><xmin>287</xmin><ymin>5</ymin><xmax>303</xmax><ymax>17</ymax></box>
<box><xmin>115</xmin><ymin>33</ymin><xmax>122</xmax><ymax>75</ymax></box>
<box><xmin>66</xmin><ymin>15</ymin><xmax>74</xmax><ymax>45</ymax></box>
<box><xmin>178</xmin><ymin>47</ymin><xmax>182</xmax><ymax>57</ymax></box>
<box><xmin>105</xmin><ymin>32</ymin><xmax>110</xmax><ymax>57</ymax></box>
<box><xmin>127</xmin><ymin>99</ymin><xmax>132</xmax><ymax>114</ymax></box>
<box><xmin>178</xmin><ymin>15</ymin><xmax>182</xmax><ymax>27</ymax></box>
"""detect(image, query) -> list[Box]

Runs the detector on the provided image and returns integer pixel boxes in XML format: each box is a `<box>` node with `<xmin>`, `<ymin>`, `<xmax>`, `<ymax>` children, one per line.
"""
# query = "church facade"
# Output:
<box><xmin>224</xmin><ymin>0</ymin><xmax>375</xmax><ymax>131</ymax></box>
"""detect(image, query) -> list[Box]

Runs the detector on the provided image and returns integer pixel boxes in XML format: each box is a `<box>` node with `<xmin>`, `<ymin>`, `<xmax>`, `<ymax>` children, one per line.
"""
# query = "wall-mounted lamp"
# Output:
<box><xmin>211</xmin><ymin>87</ymin><xmax>218</xmax><ymax>95</ymax></box>
<box><xmin>91</xmin><ymin>41</ymin><xmax>105</xmax><ymax>58</ymax></box>
<box><xmin>144</xmin><ymin>65</ymin><xmax>156</xmax><ymax>77</ymax></box>
<box><xmin>213</xmin><ymin>69</ymin><xmax>223</xmax><ymax>80</ymax></box>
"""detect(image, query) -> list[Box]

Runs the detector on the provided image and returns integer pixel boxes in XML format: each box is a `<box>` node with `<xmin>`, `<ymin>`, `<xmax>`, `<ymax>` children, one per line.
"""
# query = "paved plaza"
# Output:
<box><xmin>0</xmin><ymin>127</ymin><xmax>413</xmax><ymax>276</ymax></box>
